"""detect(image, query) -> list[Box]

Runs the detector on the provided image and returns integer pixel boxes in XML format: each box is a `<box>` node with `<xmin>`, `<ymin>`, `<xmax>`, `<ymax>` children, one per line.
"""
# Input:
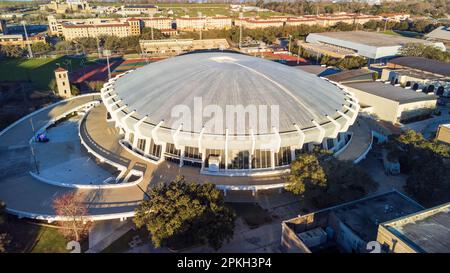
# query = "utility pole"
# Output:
<box><xmin>239</xmin><ymin>12</ymin><xmax>243</xmax><ymax>50</ymax></box>
<box><xmin>22</xmin><ymin>21</ymin><xmax>33</xmax><ymax>58</ymax></box>
<box><xmin>384</xmin><ymin>19</ymin><xmax>388</xmax><ymax>32</ymax></box>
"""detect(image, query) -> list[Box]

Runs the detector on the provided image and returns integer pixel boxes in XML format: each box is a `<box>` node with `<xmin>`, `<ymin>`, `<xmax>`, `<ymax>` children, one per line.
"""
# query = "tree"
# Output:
<box><xmin>0</xmin><ymin>201</ymin><xmax>11</xmax><ymax>253</ymax></box>
<box><xmin>284</xmin><ymin>153</ymin><xmax>327</xmax><ymax>196</ymax></box>
<box><xmin>285</xmin><ymin>152</ymin><xmax>377</xmax><ymax>208</ymax></box>
<box><xmin>385</xmin><ymin>130</ymin><xmax>450</xmax><ymax>206</ymax></box>
<box><xmin>134</xmin><ymin>176</ymin><xmax>235</xmax><ymax>250</ymax></box>
<box><xmin>0</xmin><ymin>45</ymin><xmax>25</xmax><ymax>58</ymax></box>
<box><xmin>52</xmin><ymin>192</ymin><xmax>90</xmax><ymax>242</ymax></box>
<box><xmin>399</xmin><ymin>43</ymin><xmax>450</xmax><ymax>62</ymax></box>
<box><xmin>30</xmin><ymin>42</ymin><xmax>53</xmax><ymax>55</ymax></box>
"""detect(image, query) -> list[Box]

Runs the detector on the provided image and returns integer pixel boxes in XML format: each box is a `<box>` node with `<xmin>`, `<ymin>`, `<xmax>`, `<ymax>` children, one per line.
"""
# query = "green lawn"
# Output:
<box><xmin>2</xmin><ymin>215</ymin><xmax>69</xmax><ymax>253</ymax></box>
<box><xmin>30</xmin><ymin>227</ymin><xmax>69</xmax><ymax>253</ymax></box>
<box><xmin>0</xmin><ymin>56</ymin><xmax>95</xmax><ymax>91</ymax></box>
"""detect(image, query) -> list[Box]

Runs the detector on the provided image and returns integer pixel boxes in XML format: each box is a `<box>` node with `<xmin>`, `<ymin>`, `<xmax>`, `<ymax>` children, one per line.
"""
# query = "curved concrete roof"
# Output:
<box><xmin>113</xmin><ymin>52</ymin><xmax>349</xmax><ymax>134</ymax></box>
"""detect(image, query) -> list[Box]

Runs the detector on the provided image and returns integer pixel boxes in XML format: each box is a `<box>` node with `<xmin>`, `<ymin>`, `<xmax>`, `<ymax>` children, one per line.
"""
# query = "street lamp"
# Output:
<box><xmin>21</xmin><ymin>20</ymin><xmax>33</xmax><ymax>58</ymax></box>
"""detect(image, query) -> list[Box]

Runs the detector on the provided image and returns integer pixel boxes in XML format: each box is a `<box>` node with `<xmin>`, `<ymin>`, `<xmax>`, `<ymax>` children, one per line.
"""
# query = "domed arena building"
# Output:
<box><xmin>101</xmin><ymin>52</ymin><xmax>359</xmax><ymax>176</ymax></box>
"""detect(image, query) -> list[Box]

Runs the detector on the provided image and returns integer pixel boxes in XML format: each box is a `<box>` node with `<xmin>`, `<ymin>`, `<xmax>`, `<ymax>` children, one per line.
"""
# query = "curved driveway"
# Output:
<box><xmin>0</xmin><ymin>95</ymin><xmax>147</xmax><ymax>220</ymax></box>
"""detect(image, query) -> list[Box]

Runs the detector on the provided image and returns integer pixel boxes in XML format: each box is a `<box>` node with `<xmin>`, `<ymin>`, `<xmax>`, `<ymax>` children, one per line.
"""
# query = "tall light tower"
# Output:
<box><xmin>198</xmin><ymin>11</ymin><xmax>203</xmax><ymax>40</ymax></box>
<box><xmin>239</xmin><ymin>12</ymin><xmax>243</xmax><ymax>50</ymax></box>
<box><xmin>21</xmin><ymin>21</ymin><xmax>33</xmax><ymax>58</ymax></box>
<box><xmin>150</xmin><ymin>13</ymin><xmax>154</xmax><ymax>40</ymax></box>
<box><xmin>288</xmin><ymin>34</ymin><xmax>292</xmax><ymax>55</ymax></box>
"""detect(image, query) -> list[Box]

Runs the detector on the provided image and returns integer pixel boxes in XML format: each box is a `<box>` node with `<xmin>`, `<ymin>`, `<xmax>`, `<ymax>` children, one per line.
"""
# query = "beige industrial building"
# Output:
<box><xmin>176</xmin><ymin>16</ymin><xmax>232</xmax><ymax>31</ymax></box>
<box><xmin>54</xmin><ymin>67</ymin><xmax>72</xmax><ymax>98</ymax></box>
<box><xmin>436</xmin><ymin>124</ymin><xmax>450</xmax><ymax>144</ymax></box>
<box><xmin>343</xmin><ymin>81</ymin><xmax>437</xmax><ymax>124</ymax></box>
<box><xmin>139</xmin><ymin>38</ymin><xmax>229</xmax><ymax>56</ymax></box>
<box><xmin>377</xmin><ymin>202</ymin><xmax>450</xmax><ymax>253</ymax></box>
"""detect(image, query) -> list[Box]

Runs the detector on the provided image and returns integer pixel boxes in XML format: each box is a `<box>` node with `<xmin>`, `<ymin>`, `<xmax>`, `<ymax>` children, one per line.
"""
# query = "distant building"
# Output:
<box><xmin>379</xmin><ymin>13</ymin><xmax>410</xmax><ymax>22</ymax></box>
<box><xmin>305</xmin><ymin>31</ymin><xmax>446</xmax><ymax>63</ymax></box>
<box><xmin>48</xmin><ymin>16</ymin><xmax>142</xmax><ymax>40</ymax></box>
<box><xmin>281</xmin><ymin>190</ymin><xmax>424</xmax><ymax>253</ymax></box>
<box><xmin>176</xmin><ymin>16</ymin><xmax>232</xmax><ymax>31</ymax></box>
<box><xmin>425</xmin><ymin>26</ymin><xmax>450</xmax><ymax>45</ymax></box>
<box><xmin>235</xmin><ymin>14</ymin><xmax>381</xmax><ymax>29</ymax></box>
<box><xmin>139</xmin><ymin>38</ymin><xmax>229</xmax><ymax>56</ymax></box>
<box><xmin>381</xmin><ymin>56</ymin><xmax>450</xmax><ymax>97</ymax></box>
<box><xmin>436</xmin><ymin>124</ymin><xmax>450</xmax><ymax>144</ymax></box>
<box><xmin>40</xmin><ymin>0</ymin><xmax>91</xmax><ymax>14</ymax></box>
<box><xmin>377</xmin><ymin>202</ymin><xmax>450</xmax><ymax>253</ymax></box>
<box><xmin>141</xmin><ymin>17</ymin><xmax>172</xmax><ymax>30</ymax></box>
<box><xmin>0</xmin><ymin>33</ymin><xmax>47</xmax><ymax>48</ymax></box>
<box><xmin>54</xmin><ymin>67</ymin><xmax>72</xmax><ymax>98</ymax></box>
<box><xmin>118</xmin><ymin>4</ymin><xmax>158</xmax><ymax>16</ymax></box>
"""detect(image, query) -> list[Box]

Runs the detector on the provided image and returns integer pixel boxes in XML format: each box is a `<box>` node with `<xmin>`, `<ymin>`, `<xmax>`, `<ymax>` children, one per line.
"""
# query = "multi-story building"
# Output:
<box><xmin>236</xmin><ymin>14</ymin><xmax>382</xmax><ymax>29</ymax></box>
<box><xmin>49</xmin><ymin>16</ymin><xmax>142</xmax><ymax>40</ymax></box>
<box><xmin>141</xmin><ymin>17</ymin><xmax>173</xmax><ymax>30</ymax></box>
<box><xmin>0</xmin><ymin>33</ymin><xmax>47</xmax><ymax>48</ymax></box>
<box><xmin>139</xmin><ymin>38</ymin><xmax>229</xmax><ymax>56</ymax></box>
<box><xmin>118</xmin><ymin>4</ymin><xmax>158</xmax><ymax>16</ymax></box>
<box><xmin>61</xmin><ymin>21</ymin><xmax>138</xmax><ymax>40</ymax></box>
<box><xmin>40</xmin><ymin>0</ymin><xmax>91</xmax><ymax>14</ymax></box>
<box><xmin>234</xmin><ymin>18</ymin><xmax>285</xmax><ymax>29</ymax></box>
<box><xmin>176</xmin><ymin>16</ymin><xmax>232</xmax><ymax>31</ymax></box>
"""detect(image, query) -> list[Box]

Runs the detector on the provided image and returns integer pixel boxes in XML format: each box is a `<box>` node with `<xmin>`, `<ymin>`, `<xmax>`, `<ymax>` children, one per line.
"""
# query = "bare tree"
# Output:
<box><xmin>52</xmin><ymin>192</ymin><xmax>90</xmax><ymax>242</ymax></box>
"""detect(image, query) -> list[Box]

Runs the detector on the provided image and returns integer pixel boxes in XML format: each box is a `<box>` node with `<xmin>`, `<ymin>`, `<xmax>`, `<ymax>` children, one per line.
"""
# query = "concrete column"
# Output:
<box><xmin>271</xmin><ymin>151</ymin><xmax>275</xmax><ymax>170</ymax></box>
<box><xmin>144</xmin><ymin>137</ymin><xmax>151</xmax><ymax>155</ymax></box>
<box><xmin>200</xmin><ymin>149</ymin><xmax>206</xmax><ymax>170</ymax></box>
<box><xmin>290</xmin><ymin>148</ymin><xmax>296</xmax><ymax>161</ymax></box>
<box><xmin>179</xmin><ymin>147</ymin><xmax>185</xmax><ymax>167</ymax></box>
<box><xmin>158</xmin><ymin>142</ymin><xmax>166</xmax><ymax>162</ymax></box>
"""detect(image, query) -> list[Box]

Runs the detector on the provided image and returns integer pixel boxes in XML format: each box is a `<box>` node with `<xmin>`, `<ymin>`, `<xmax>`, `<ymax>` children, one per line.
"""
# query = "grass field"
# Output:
<box><xmin>2</xmin><ymin>215</ymin><xmax>69</xmax><ymax>253</ymax></box>
<box><xmin>0</xmin><ymin>56</ymin><xmax>96</xmax><ymax>90</ymax></box>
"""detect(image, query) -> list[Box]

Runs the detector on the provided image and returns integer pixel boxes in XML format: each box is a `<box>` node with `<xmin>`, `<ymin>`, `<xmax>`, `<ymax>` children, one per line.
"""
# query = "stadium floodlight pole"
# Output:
<box><xmin>288</xmin><ymin>34</ymin><xmax>292</xmax><ymax>55</ymax></box>
<box><xmin>21</xmin><ymin>20</ymin><xmax>33</xmax><ymax>58</ymax></box>
<box><xmin>239</xmin><ymin>12</ymin><xmax>243</xmax><ymax>50</ymax></box>
<box><xmin>96</xmin><ymin>36</ymin><xmax>101</xmax><ymax>58</ymax></box>
<box><xmin>198</xmin><ymin>11</ymin><xmax>203</xmax><ymax>40</ymax></box>
<box><xmin>103</xmin><ymin>49</ymin><xmax>112</xmax><ymax>80</ymax></box>
<box><xmin>150</xmin><ymin>14</ymin><xmax>154</xmax><ymax>40</ymax></box>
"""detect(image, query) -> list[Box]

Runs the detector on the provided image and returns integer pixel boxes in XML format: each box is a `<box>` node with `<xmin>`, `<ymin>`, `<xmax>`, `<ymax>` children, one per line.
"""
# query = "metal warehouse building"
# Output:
<box><xmin>306</xmin><ymin>31</ymin><xmax>446</xmax><ymax>63</ymax></box>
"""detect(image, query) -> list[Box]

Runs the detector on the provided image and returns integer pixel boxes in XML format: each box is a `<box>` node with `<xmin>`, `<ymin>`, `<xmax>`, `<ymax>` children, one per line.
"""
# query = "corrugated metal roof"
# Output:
<box><xmin>388</xmin><ymin>56</ymin><xmax>450</xmax><ymax>77</ymax></box>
